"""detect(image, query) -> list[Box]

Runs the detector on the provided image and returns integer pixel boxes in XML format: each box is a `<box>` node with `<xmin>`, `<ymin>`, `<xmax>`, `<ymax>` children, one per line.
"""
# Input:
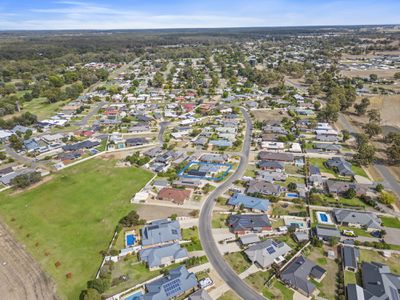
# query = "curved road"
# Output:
<box><xmin>199</xmin><ymin>108</ymin><xmax>266</xmax><ymax>300</ymax></box>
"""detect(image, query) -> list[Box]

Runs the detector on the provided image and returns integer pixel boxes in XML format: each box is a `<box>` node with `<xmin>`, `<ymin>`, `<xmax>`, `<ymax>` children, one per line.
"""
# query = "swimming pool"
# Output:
<box><xmin>316</xmin><ymin>211</ymin><xmax>334</xmax><ymax>225</ymax></box>
<box><xmin>125</xmin><ymin>234</ymin><xmax>136</xmax><ymax>247</ymax></box>
<box><xmin>123</xmin><ymin>291</ymin><xmax>143</xmax><ymax>300</ymax></box>
<box><xmin>286</xmin><ymin>193</ymin><xmax>299</xmax><ymax>198</ymax></box>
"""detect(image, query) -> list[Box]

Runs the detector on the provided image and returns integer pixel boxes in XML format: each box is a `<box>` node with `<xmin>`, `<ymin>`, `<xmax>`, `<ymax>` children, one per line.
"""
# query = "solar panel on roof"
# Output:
<box><xmin>271</xmin><ymin>240</ymin><xmax>278</xmax><ymax>247</ymax></box>
<box><xmin>266</xmin><ymin>246</ymin><xmax>276</xmax><ymax>254</ymax></box>
<box><xmin>163</xmin><ymin>278</ymin><xmax>182</xmax><ymax>297</ymax></box>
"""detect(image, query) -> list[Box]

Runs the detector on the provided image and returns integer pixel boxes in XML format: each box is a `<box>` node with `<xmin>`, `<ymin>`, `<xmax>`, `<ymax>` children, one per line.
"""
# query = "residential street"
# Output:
<box><xmin>199</xmin><ymin>107</ymin><xmax>266</xmax><ymax>300</ymax></box>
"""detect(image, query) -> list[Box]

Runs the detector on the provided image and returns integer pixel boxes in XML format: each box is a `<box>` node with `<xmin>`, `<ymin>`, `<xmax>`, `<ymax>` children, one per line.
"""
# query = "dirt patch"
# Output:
<box><xmin>0</xmin><ymin>220</ymin><xmax>58</xmax><ymax>300</ymax></box>
<box><xmin>251</xmin><ymin>109</ymin><xmax>284</xmax><ymax>122</ymax></box>
<box><xmin>136</xmin><ymin>204</ymin><xmax>196</xmax><ymax>220</ymax></box>
<box><xmin>340</xmin><ymin>68</ymin><xmax>399</xmax><ymax>79</ymax></box>
<box><xmin>351</xmin><ymin>95</ymin><xmax>400</xmax><ymax>129</ymax></box>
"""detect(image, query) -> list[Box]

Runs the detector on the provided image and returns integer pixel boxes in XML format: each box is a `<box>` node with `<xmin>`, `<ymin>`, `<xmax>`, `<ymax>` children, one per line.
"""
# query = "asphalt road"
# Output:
<box><xmin>74</xmin><ymin>101</ymin><xmax>106</xmax><ymax>126</ymax></box>
<box><xmin>338</xmin><ymin>113</ymin><xmax>400</xmax><ymax>199</ymax></box>
<box><xmin>158</xmin><ymin>121</ymin><xmax>169</xmax><ymax>144</ymax></box>
<box><xmin>198</xmin><ymin>108</ymin><xmax>266</xmax><ymax>300</ymax></box>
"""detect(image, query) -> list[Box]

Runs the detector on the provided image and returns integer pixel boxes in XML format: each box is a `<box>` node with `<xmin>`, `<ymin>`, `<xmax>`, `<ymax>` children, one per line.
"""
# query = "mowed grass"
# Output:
<box><xmin>381</xmin><ymin>216</ymin><xmax>400</xmax><ymax>229</ymax></box>
<box><xmin>23</xmin><ymin>97</ymin><xmax>69</xmax><ymax>120</ymax></box>
<box><xmin>0</xmin><ymin>158</ymin><xmax>153</xmax><ymax>300</ymax></box>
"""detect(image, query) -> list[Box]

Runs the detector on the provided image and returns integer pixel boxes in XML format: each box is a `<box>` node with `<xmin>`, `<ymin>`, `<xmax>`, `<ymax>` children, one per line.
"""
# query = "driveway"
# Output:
<box><xmin>384</xmin><ymin>227</ymin><xmax>400</xmax><ymax>245</ymax></box>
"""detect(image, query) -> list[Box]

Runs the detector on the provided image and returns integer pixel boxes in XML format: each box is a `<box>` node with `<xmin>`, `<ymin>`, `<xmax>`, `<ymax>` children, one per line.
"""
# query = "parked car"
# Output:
<box><xmin>341</xmin><ymin>229</ymin><xmax>357</xmax><ymax>237</ymax></box>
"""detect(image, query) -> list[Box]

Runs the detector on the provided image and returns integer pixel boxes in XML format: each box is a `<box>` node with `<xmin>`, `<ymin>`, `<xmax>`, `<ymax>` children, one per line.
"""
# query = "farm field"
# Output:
<box><xmin>0</xmin><ymin>158</ymin><xmax>152</xmax><ymax>300</ymax></box>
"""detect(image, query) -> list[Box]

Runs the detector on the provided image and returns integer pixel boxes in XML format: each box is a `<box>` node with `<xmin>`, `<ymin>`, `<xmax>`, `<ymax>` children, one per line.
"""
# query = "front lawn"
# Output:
<box><xmin>359</xmin><ymin>249</ymin><xmax>400</xmax><ymax>274</ymax></box>
<box><xmin>224</xmin><ymin>252</ymin><xmax>252</xmax><ymax>274</ymax></box>
<box><xmin>381</xmin><ymin>216</ymin><xmax>400</xmax><ymax>229</ymax></box>
<box><xmin>0</xmin><ymin>158</ymin><xmax>153</xmax><ymax>300</ymax></box>
<box><xmin>181</xmin><ymin>226</ymin><xmax>202</xmax><ymax>251</ymax></box>
<box><xmin>211</xmin><ymin>213</ymin><xmax>228</xmax><ymax>228</ymax></box>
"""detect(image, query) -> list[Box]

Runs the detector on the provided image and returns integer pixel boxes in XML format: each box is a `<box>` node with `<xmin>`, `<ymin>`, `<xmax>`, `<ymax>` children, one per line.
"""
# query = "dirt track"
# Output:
<box><xmin>0</xmin><ymin>220</ymin><xmax>58</xmax><ymax>300</ymax></box>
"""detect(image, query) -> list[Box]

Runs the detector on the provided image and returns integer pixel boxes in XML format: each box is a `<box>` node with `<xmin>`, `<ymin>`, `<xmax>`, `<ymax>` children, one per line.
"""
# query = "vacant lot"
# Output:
<box><xmin>251</xmin><ymin>109</ymin><xmax>284</xmax><ymax>122</ymax></box>
<box><xmin>0</xmin><ymin>159</ymin><xmax>152</xmax><ymax>300</ymax></box>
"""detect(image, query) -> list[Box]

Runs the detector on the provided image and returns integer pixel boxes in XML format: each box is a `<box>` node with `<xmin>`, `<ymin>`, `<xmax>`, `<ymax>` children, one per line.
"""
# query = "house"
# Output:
<box><xmin>333</xmin><ymin>208</ymin><xmax>382</xmax><ymax>231</ymax></box>
<box><xmin>258</xmin><ymin>151</ymin><xmax>294</xmax><ymax>163</ymax></box>
<box><xmin>244</xmin><ymin>239</ymin><xmax>292</xmax><ymax>269</ymax></box>
<box><xmin>326</xmin><ymin>180</ymin><xmax>368</xmax><ymax>197</ymax></box>
<box><xmin>126</xmin><ymin>137</ymin><xmax>147</xmax><ymax>147</ymax></box>
<box><xmin>141</xmin><ymin>219</ymin><xmax>181</xmax><ymax>247</ymax></box>
<box><xmin>24</xmin><ymin>139</ymin><xmax>40</xmax><ymax>152</ymax></box>
<box><xmin>257</xmin><ymin>160</ymin><xmax>284</xmax><ymax>171</ymax></box>
<box><xmin>342</xmin><ymin>245</ymin><xmax>359</xmax><ymax>272</ymax></box>
<box><xmin>346</xmin><ymin>262</ymin><xmax>400</xmax><ymax>300</ymax></box>
<box><xmin>228</xmin><ymin>214</ymin><xmax>272</xmax><ymax>235</ymax></box>
<box><xmin>293</xmin><ymin>231</ymin><xmax>309</xmax><ymax>243</ymax></box>
<box><xmin>308</xmin><ymin>165</ymin><xmax>324</xmax><ymax>187</ymax></box>
<box><xmin>173</xmin><ymin>179</ymin><xmax>202</xmax><ymax>189</ymax></box>
<box><xmin>228</xmin><ymin>193</ymin><xmax>270</xmax><ymax>212</ymax></box>
<box><xmin>209</xmin><ymin>139</ymin><xmax>232</xmax><ymax>148</ymax></box>
<box><xmin>188</xmin><ymin>289</ymin><xmax>212</xmax><ymax>300</ymax></box>
<box><xmin>261</xmin><ymin>141</ymin><xmax>285</xmax><ymax>151</ymax></box>
<box><xmin>247</xmin><ymin>180</ymin><xmax>281</xmax><ymax>196</ymax></box>
<box><xmin>200</xmin><ymin>154</ymin><xmax>228</xmax><ymax>163</ymax></box>
<box><xmin>281</xmin><ymin>255</ymin><xmax>327</xmax><ymax>297</ymax></box>
<box><xmin>0</xmin><ymin>130</ymin><xmax>12</xmax><ymax>142</ymax></box>
<box><xmin>142</xmin><ymin>266</ymin><xmax>198</xmax><ymax>300</ymax></box>
<box><xmin>256</xmin><ymin>170</ymin><xmax>287</xmax><ymax>182</ymax></box>
<box><xmin>139</xmin><ymin>243</ymin><xmax>188</xmax><ymax>270</ymax></box>
<box><xmin>314</xmin><ymin>143</ymin><xmax>341</xmax><ymax>153</ymax></box>
<box><xmin>315</xmin><ymin>225</ymin><xmax>341</xmax><ymax>241</ymax></box>
<box><xmin>239</xmin><ymin>234</ymin><xmax>260</xmax><ymax>246</ymax></box>
<box><xmin>62</xmin><ymin>140</ymin><xmax>100</xmax><ymax>152</ymax></box>
<box><xmin>157</xmin><ymin>188</ymin><xmax>191</xmax><ymax>205</ymax></box>
<box><xmin>152</xmin><ymin>179</ymin><xmax>169</xmax><ymax>190</ymax></box>
<box><xmin>325</xmin><ymin>157</ymin><xmax>354</xmax><ymax>177</ymax></box>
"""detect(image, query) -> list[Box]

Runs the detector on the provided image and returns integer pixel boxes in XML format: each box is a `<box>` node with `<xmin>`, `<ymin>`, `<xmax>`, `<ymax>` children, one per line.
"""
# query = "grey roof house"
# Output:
<box><xmin>247</xmin><ymin>180</ymin><xmax>281</xmax><ymax>196</ymax></box>
<box><xmin>141</xmin><ymin>219</ymin><xmax>181</xmax><ymax>247</ymax></box>
<box><xmin>333</xmin><ymin>209</ymin><xmax>382</xmax><ymax>231</ymax></box>
<box><xmin>281</xmin><ymin>255</ymin><xmax>326</xmax><ymax>297</ymax></box>
<box><xmin>325</xmin><ymin>157</ymin><xmax>354</xmax><ymax>177</ymax></box>
<box><xmin>347</xmin><ymin>262</ymin><xmax>400</xmax><ymax>300</ymax></box>
<box><xmin>228</xmin><ymin>214</ymin><xmax>272</xmax><ymax>234</ymax></box>
<box><xmin>315</xmin><ymin>225</ymin><xmax>341</xmax><ymax>241</ymax></box>
<box><xmin>143</xmin><ymin>265</ymin><xmax>198</xmax><ymax>300</ymax></box>
<box><xmin>139</xmin><ymin>243</ymin><xmax>188</xmax><ymax>270</ymax></box>
<box><xmin>342</xmin><ymin>245</ymin><xmax>359</xmax><ymax>272</ymax></box>
<box><xmin>244</xmin><ymin>239</ymin><xmax>292</xmax><ymax>269</ymax></box>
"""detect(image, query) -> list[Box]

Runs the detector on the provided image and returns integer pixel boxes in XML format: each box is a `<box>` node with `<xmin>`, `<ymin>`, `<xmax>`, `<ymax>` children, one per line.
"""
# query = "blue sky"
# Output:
<box><xmin>0</xmin><ymin>0</ymin><xmax>399</xmax><ymax>30</ymax></box>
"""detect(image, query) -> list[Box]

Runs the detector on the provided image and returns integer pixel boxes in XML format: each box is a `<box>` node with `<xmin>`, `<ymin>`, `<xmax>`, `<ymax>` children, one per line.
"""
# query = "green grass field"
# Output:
<box><xmin>0</xmin><ymin>159</ymin><xmax>153</xmax><ymax>300</ymax></box>
<box><xmin>381</xmin><ymin>216</ymin><xmax>400</xmax><ymax>228</ymax></box>
<box><xmin>22</xmin><ymin>97</ymin><xmax>69</xmax><ymax>120</ymax></box>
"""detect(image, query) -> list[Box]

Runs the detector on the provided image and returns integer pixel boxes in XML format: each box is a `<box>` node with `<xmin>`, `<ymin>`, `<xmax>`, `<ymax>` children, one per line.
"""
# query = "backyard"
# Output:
<box><xmin>0</xmin><ymin>158</ymin><xmax>153</xmax><ymax>300</ymax></box>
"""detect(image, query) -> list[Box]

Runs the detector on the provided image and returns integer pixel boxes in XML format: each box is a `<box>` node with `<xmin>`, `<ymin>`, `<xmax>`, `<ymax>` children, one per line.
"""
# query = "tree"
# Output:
<box><xmin>363</xmin><ymin>122</ymin><xmax>382</xmax><ymax>138</ymax></box>
<box><xmin>287</xmin><ymin>182</ymin><xmax>297</xmax><ymax>192</ymax></box>
<box><xmin>344</xmin><ymin>188</ymin><xmax>356</xmax><ymax>199</ymax></box>
<box><xmin>394</xmin><ymin>72</ymin><xmax>400</xmax><ymax>80</ymax></box>
<box><xmin>87</xmin><ymin>278</ymin><xmax>110</xmax><ymax>294</ymax></box>
<box><xmin>342</xmin><ymin>130</ymin><xmax>350</xmax><ymax>142</ymax></box>
<box><xmin>367</xmin><ymin>109</ymin><xmax>381</xmax><ymax>123</ymax></box>
<box><xmin>152</xmin><ymin>72</ymin><xmax>164</xmax><ymax>88</ymax></box>
<box><xmin>10</xmin><ymin>171</ymin><xmax>41</xmax><ymax>188</ymax></box>
<box><xmin>81</xmin><ymin>289</ymin><xmax>101</xmax><ymax>300</ymax></box>
<box><xmin>369</xmin><ymin>73</ymin><xmax>378</xmax><ymax>82</ymax></box>
<box><xmin>379</xmin><ymin>191</ymin><xmax>396</xmax><ymax>205</ymax></box>
<box><xmin>48</xmin><ymin>75</ymin><xmax>65</xmax><ymax>87</ymax></box>
<box><xmin>9</xmin><ymin>134</ymin><xmax>24</xmax><ymax>151</ymax></box>
<box><xmin>355</xmin><ymin>143</ymin><xmax>376</xmax><ymax>165</ymax></box>
<box><xmin>375</xmin><ymin>183</ymin><xmax>384</xmax><ymax>192</ymax></box>
<box><xmin>313</xmin><ymin>100</ymin><xmax>321</xmax><ymax>111</ymax></box>
<box><xmin>354</xmin><ymin>97</ymin><xmax>370</xmax><ymax>116</ymax></box>
<box><xmin>118</xmin><ymin>210</ymin><xmax>145</xmax><ymax>227</ymax></box>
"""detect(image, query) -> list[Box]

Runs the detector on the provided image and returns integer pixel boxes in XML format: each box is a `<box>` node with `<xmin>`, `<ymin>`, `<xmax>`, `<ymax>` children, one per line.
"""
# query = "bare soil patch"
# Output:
<box><xmin>0</xmin><ymin>220</ymin><xmax>57</xmax><ymax>300</ymax></box>
<box><xmin>136</xmin><ymin>204</ymin><xmax>196</xmax><ymax>220</ymax></box>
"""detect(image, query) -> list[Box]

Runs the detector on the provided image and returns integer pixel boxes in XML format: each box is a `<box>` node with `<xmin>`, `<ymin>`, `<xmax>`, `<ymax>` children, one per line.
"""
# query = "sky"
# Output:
<box><xmin>0</xmin><ymin>0</ymin><xmax>399</xmax><ymax>30</ymax></box>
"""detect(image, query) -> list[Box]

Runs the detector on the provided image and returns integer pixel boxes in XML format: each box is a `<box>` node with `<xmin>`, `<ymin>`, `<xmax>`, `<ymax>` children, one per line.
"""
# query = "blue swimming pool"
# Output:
<box><xmin>286</xmin><ymin>193</ymin><xmax>299</xmax><ymax>198</ymax></box>
<box><xmin>126</xmin><ymin>234</ymin><xmax>136</xmax><ymax>247</ymax></box>
<box><xmin>124</xmin><ymin>291</ymin><xmax>143</xmax><ymax>300</ymax></box>
<box><xmin>320</xmin><ymin>213</ymin><xmax>328</xmax><ymax>222</ymax></box>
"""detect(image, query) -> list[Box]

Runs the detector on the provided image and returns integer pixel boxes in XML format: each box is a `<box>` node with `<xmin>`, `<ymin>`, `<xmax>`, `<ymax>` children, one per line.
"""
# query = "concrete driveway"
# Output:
<box><xmin>384</xmin><ymin>227</ymin><xmax>400</xmax><ymax>245</ymax></box>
